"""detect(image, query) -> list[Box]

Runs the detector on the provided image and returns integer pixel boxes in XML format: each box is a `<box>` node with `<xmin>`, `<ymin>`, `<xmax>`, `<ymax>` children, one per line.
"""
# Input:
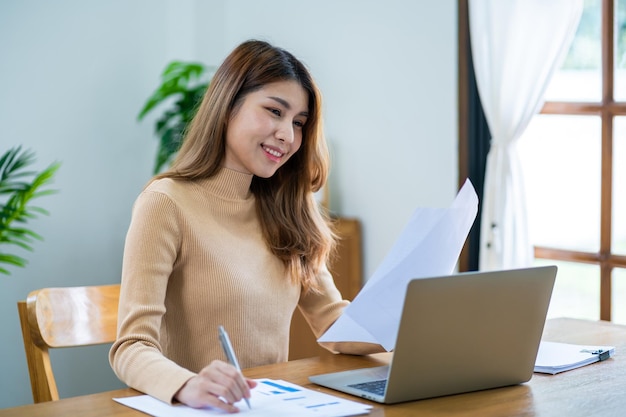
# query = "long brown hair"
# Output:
<box><xmin>155</xmin><ymin>40</ymin><xmax>335</xmax><ymax>292</ymax></box>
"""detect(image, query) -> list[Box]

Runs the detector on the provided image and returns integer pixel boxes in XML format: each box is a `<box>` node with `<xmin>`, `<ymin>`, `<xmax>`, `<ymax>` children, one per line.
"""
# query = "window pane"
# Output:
<box><xmin>537</xmin><ymin>259</ymin><xmax>600</xmax><ymax>320</ymax></box>
<box><xmin>616</xmin><ymin>0</ymin><xmax>626</xmax><ymax>100</ymax></box>
<box><xmin>614</xmin><ymin>117</ymin><xmax>626</xmax><ymax>255</ymax></box>
<box><xmin>612</xmin><ymin>268</ymin><xmax>626</xmax><ymax>324</ymax></box>
<box><xmin>518</xmin><ymin>115</ymin><xmax>601</xmax><ymax>252</ymax></box>
<box><xmin>544</xmin><ymin>0</ymin><xmax>602</xmax><ymax>102</ymax></box>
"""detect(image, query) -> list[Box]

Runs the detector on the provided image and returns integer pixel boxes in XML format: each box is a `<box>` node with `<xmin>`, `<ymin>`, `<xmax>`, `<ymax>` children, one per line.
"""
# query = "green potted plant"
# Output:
<box><xmin>0</xmin><ymin>146</ymin><xmax>60</xmax><ymax>275</ymax></box>
<box><xmin>138</xmin><ymin>61</ymin><xmax>214</xmax><ymax>174</ymax></box>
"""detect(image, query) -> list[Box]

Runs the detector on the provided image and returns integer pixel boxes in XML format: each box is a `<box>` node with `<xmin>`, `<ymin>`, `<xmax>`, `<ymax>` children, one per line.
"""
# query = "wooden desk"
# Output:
<box><xmin>2</xmin><ymin>318</ymin><xmax>624</xmax><ymax>416</ymax></box>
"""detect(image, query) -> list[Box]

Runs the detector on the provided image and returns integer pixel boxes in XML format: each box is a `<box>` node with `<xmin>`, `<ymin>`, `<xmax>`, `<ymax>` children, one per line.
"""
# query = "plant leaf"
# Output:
<box><xmin>138</xmin><ymin>62</ymin><xmax>209</xmax><ymax>121</ymax></box>
<box><xmin>0</xmin><ymin>147</ymin><xmax>60</xmax><ymax>275</ymax></box>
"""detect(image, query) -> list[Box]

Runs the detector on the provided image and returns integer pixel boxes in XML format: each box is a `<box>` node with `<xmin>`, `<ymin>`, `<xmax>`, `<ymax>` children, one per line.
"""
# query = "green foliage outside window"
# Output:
<box><xmin>563</xmin><ymin>0</ymin><xmax>626</xmax><ymax>70</ymax></box>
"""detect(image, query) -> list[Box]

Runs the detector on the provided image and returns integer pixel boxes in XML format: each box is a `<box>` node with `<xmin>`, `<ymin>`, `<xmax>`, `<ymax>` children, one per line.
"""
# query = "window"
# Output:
<box><xmin>459</xmin><ymin>0</ymin><xmax>626</xmax><ymax>322</ymax></box>
<box><xmin>517</xmin><ymin>0</ymin><xmax>626</xmax><ymax>322</ymax></box>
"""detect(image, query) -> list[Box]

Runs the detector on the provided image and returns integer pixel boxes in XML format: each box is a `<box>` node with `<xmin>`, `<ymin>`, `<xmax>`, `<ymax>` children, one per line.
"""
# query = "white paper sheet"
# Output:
<box><xmin>114</xmin><ymin>379</ymin><xmax>372</xmax><ymax>417</ymax></box>
<box><xmin>319</xmin><ymin>179</ymin><xmax>478</xmax><ymax>351</ymax></box>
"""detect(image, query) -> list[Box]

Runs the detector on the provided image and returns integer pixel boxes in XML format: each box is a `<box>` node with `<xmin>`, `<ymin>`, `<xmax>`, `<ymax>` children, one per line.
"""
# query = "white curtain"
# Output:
<box><xmin>469</xmin><ymin>0</ymin><xmax>583</xmax><ymax>271</ymax></box>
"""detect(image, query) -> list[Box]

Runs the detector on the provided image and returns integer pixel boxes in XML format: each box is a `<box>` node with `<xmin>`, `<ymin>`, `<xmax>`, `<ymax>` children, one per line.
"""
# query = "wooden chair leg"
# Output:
<box><xmin>17</xmin><ymin>301</ymin><xmax>59</xmax><ymax>403</ymax></box>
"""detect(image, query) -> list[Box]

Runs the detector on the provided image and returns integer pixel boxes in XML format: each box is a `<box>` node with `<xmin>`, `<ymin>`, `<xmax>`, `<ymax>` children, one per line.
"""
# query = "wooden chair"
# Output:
<box><xmin>17</xmin><ymin>284</ymin><xmax>120</xmax><ymax>403</ymax></box>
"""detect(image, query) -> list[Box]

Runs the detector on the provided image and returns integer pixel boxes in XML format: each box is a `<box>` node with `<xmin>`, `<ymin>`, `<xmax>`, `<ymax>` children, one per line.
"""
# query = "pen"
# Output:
<box><xmin>218</xmin><ymin>325</ymin><xmax>251</xmax><ymax>409</ymax></box>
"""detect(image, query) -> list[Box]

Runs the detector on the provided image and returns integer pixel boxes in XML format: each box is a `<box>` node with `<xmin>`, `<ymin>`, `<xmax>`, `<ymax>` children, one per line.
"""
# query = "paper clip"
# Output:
<box><xmin>580</xmin><ymin>349</ymin><xmax>611</xmax><ymax>361</ymax></box>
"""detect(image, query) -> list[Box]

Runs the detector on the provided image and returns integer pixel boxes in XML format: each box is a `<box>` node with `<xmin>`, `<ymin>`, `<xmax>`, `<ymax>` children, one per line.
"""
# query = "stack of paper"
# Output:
<box><xmin>114</xmin><ymin>378</ymin><xmax>372</xmax><ymax>416</ymax></box>
<box><xmin>534</xmin><ymin>341</ymin><xmax>615</xmax><ymax>374</ymax></box>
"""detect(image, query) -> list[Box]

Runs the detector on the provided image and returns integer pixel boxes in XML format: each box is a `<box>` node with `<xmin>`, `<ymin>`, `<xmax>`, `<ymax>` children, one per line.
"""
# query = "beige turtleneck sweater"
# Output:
<box><xmin>109</xmin><ymin>168</ymin><xmax>351</xmax><ymax>403</ymax></box>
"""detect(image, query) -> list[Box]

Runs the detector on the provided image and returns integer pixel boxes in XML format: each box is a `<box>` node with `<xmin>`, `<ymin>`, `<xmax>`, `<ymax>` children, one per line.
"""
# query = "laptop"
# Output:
<box><xmin>309</xmin><ymin>266</ymin><xmax>557</xmax><ymax>404</ymax></box>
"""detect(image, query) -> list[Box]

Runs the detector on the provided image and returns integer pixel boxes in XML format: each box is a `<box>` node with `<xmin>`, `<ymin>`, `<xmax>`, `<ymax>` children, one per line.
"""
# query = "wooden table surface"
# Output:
<box><xmin>1</xmin><ymin>318</ymin><xmax>624</xmax><ymax>417</ymax></box>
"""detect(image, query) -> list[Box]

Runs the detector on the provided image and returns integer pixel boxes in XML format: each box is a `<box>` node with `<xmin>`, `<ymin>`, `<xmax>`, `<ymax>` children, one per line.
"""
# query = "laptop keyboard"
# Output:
<box><xmin>348</xmin><ymin>379</ymin><xmax>387</xmax><ymax>396</ymax></box>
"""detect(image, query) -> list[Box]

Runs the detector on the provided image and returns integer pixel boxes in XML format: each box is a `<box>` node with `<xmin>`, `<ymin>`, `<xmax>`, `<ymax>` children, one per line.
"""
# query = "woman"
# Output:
<box><xmin>109</xmin><ymin>39</ymin><xmax>380</xmax><ymax>413</ymax></box>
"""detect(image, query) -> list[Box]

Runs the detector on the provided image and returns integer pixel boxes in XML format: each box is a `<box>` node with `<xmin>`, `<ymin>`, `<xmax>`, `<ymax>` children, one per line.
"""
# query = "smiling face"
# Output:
<box><xmin>224</xmin><ymin>80</ymin><xmax>309</xmax><ymax>178</ymax></box>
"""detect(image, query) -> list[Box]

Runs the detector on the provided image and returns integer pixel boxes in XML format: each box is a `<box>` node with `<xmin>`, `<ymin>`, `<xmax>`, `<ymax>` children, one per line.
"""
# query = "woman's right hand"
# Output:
<box><xmin>174</xmin><ymin>360</ymin><xmax>257</xmax><ymax>413</ymax></box>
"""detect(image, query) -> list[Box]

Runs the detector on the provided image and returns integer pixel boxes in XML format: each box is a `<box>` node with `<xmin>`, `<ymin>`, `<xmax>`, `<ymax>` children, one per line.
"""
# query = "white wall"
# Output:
<box><xmin>0</xmin><ymin>0</ymin><xmax>457</xmax><ymax>408</ymax></box>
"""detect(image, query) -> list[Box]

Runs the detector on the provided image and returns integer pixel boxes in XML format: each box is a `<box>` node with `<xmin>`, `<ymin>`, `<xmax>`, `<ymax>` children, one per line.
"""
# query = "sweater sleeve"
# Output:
<box><xmin>109</xmin><ymin>190</ymin><xmax>195</xmax><ymax>404</ymax></box>
<box><xmin>297</xmin><ymin>265</ymin><xmax>385</xmax><ymax>356</ymax></box>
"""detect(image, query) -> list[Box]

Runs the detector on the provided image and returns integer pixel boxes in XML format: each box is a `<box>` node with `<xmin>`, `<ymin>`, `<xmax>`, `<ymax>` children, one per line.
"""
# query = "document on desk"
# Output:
<box><xmin>114</xmin><ymin>378</ymin><xmax>372</xmax><ymax>416</ymax></box>
<box><xmin>534</xmin><ymin>341</ymin><xmax>615</xmax><ymax>374</ymax></box>
<box><xmin>319</xmin><ymin>179</ymin><xmax>478</xmax><ymax>351</ymax></box>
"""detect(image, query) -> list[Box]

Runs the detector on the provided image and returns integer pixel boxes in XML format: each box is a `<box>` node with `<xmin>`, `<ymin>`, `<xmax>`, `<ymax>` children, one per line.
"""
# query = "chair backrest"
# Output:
<box><xmin>17</xmin><ymin>284</ymin><xmax>120</xmax><ymax>403</ymax></box>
